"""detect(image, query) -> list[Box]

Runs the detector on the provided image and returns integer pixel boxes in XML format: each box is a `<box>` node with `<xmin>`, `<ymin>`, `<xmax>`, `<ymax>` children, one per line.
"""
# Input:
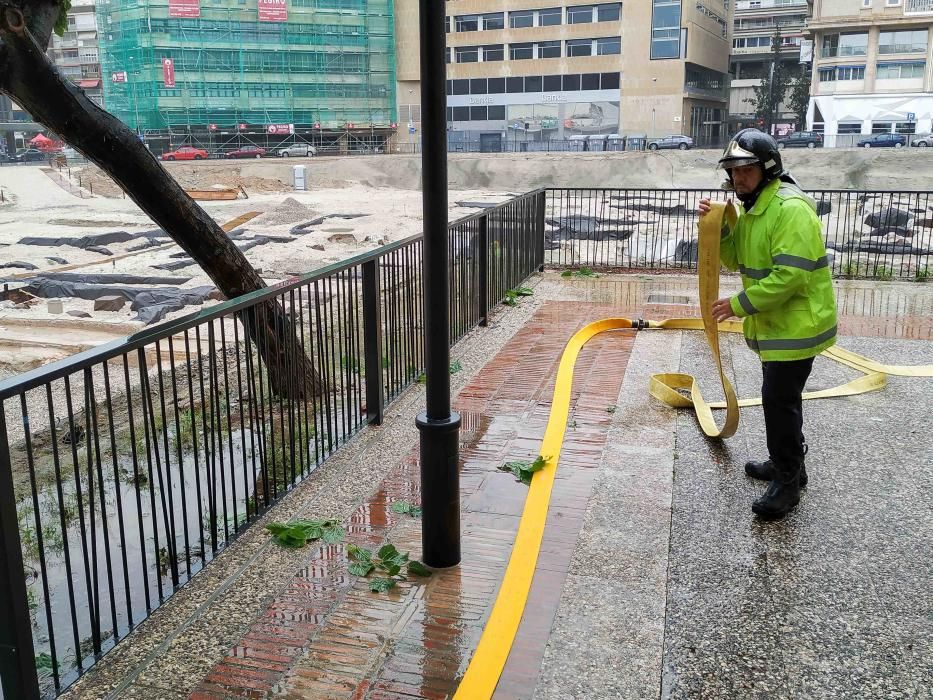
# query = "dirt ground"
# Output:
<box><xmin>1</xmin><ymin>148</ymin><xmax>931</xmax><ymax>378</ymax></box>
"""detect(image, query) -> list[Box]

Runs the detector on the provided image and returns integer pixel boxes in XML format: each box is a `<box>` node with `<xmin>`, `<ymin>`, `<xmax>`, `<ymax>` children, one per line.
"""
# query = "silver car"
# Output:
<box><xmin>911</xmin><ymin>134</ymin><xmax>932</xmax><ymax>148</ymax></box>
<box><xmin>277</xmin><ymin>143</ymin><xmax>317</xmax><ymax>157</ymax></box>
<box><xmin>647</xmin><ymin>135</ymin><xmax>694</xmax><ymax>151</ymax></box>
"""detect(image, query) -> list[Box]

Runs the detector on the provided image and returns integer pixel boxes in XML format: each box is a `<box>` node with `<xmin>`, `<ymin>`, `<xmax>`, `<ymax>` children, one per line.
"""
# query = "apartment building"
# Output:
<box><xmin>394</xmin><ymin>0</ymin><xmax>732</xmax><ymax>150</ymax></box>
<box><xmin>48</xmin><ymin>0</ymin><xmax>103</xmax><ymax>106</ymax></box>
<box><xmin>806</xmin><ymin>0</ymin><xmax>933</xmax><ymax>143</ymax></box>
<box><xmin>728</xmin><ymin>0</ymin><xmax>810</xmax><ymax>134</ymax></box>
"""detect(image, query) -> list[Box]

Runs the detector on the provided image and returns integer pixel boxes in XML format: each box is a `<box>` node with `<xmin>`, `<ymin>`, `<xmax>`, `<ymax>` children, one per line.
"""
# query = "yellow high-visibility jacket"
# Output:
<box><xmin>721</xmin><ymin>178</ymin><xmax>838</xmax><ymax>362</ymax></box>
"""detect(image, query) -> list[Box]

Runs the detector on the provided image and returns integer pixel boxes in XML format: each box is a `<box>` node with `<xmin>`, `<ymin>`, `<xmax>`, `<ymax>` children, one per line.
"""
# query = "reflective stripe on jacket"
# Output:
<box><xmin>720</xmin><ymin>178</ymin><xmax>838</xmax><ymax>362</ymax></box>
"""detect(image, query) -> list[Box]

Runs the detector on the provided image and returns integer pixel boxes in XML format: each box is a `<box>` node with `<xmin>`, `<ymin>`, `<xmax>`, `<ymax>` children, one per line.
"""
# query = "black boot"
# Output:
<box><xmin>745</xmin><ymin>459</ymin><xmax>808</xmax><ymax>487</ymax></box>
<box><xmin>752</xmin><ymin>471</ymin><xmax>801</xmax><ymax>520</ymax></box>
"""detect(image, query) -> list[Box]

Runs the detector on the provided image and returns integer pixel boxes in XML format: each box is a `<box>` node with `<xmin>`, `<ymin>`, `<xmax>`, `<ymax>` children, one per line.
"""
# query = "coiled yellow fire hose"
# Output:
<box><xmin>453</xmin><ymin>202</ymin><xmax>933</xmax><ymax>699</ymax></box>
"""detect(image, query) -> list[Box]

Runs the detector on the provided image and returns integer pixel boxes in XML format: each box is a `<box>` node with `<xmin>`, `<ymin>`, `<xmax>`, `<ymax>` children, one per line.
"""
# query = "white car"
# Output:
<box><xmin>277</xmin><ymin>143</ymin><xmax>317</xmax><ymax>157</ymax></box>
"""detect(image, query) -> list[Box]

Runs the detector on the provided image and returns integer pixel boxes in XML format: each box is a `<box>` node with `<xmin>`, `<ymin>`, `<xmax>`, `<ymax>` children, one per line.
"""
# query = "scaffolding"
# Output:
<box><xmin>96</xmin><ymin>0</ymin><xmax>397</xmax><ymax>150</ymax></box>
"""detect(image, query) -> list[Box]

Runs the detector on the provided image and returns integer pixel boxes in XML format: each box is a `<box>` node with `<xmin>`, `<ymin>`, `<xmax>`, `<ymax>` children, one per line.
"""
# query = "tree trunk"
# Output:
<box><xmin>0</xmin><ymin>5</ymin><xmax>323</xmax><ymax>396</ymax></box>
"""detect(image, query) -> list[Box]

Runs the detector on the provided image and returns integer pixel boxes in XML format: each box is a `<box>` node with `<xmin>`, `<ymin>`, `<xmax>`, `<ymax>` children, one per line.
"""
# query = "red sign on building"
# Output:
<box><xmin>111</xmin><ymin>71</ymin><xmax>127</xmax><ymax>83</ymax></box>
<box><xmin>266</xmin><ymin>123</ymin><xmax>294</xmax><ymax>135</ymax></box>
<box><xmin>169</xmin><ymin>0</ymin><xmax>200</xmax><ymax>18</ymax></box>
<box><xmin>258</xmin><ymin>0</ymin><xmax>287</xmax><ymax>22</ymax></box>
<box><xmin>162</xmin><ymin>58</ymin><xmax>175</xmax><ymax>88</ymax></box>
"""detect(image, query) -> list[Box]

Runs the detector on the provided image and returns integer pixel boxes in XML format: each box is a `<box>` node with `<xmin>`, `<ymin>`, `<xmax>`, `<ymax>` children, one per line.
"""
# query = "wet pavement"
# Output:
<box><xmin>62</xmin><ymin>273</ymin><xmax>933</xmax><ymax>699</ymax></box>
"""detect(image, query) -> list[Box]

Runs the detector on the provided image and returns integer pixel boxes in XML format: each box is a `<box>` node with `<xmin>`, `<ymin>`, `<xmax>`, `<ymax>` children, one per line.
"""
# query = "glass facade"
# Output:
<box><xmin>651</xmin><ymin>0</ymin><xmax>681</xmax><ymax>60</ymax></box>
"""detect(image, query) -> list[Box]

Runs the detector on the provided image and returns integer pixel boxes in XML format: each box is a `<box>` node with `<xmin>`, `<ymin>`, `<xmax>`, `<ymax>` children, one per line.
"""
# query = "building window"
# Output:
<box><xmin>876</xmin><ymin>61</ymin><xmax>926</xmax><ymax>79</ymax></box>
<box><xmin>488</xmin><ymin>77</ymin><xmax>505</xmax><ymax>93</ymax></box>
<box><xmin>456</xmin><ymin>15</ymin><xmax>479</xmax><ymax>32</ymax></box>
<box><xmin>451</xmin><ymin>79</ymin><xmax>469</xmax><ymax>95</ymax></box>
<box><xmin>510</xmin><ymin>10</ymin><xmax>534</xmax><ymax>28</ymax></box>
<box><xmin>878</xmin><ymin>30</ymin><xmax>928</xmax><ymax>55</ymax></box>
<box><xmin>895</xmin><ymin>122</ymin><xmax>916</xmax><ymax>134</ymax></box>
<box><xmin>563</xmin><ymin>73</ymin><xmax>581</xmax><ymax>90</ymax></box>
<box><xmin>483</xmin><ymin>13</ymin><xmax>505</xmax><ymax>30</ymax></box>
<box><xmin>455</xmin><ymin>46</ymin><xmax>479</xmax><ymax>63</ymax></box>
<box><xmin>601</xmin><ymin>72</ymin><xmax>620</xmax><ymax>89</ymax></box>
<box><xmin>510</xmin><ymin>42</ymin><xmax>534</xmax><ymax>60</ymax></box>
<box><xmin>537</xmin><ymin>40</ymin><xmax>562</xmax><ymax>58</ymax></box>
<box><xmin>525</xmin><ymin>75</ymin><xmax>543</xmax><ymax>92</ymax></box>
<box><xmin>470</xmin><ymin>107</ymin><xmax>488</xmax><ymax>120</ymax></box>
<box><xmin>597</xmin><ymin>3</ymin><xmax>621</xmax><ymax>21</ymax></box>
<box><xmin>445</xmin><ymin>16</ymin><xmax>450</xmax><ymax>33</ymax></box>
<box><xmin>837</xmin><ymin>65</ymin><xmax>865</xmax><ymax>80</ymax></box>
<box><xmin>581</xmin><ymin>73</ymin><xmax>600</xmax><ymax>89</ymax></box>
<box><xmin>861</xmin><ymin>0</ymin><xmax>871</xmax><ymax>6</ymax></box>
<box><xmin>837</xmin><ymin>122</ymin><xmax>862</xmax><ymax>134</ymax></box>
<box><xmin>539</xmin><ymin>7</ymin><xmax>563</xmax><ymax>26</ymax></box>
<box><xmin>452</xmin><ymin>106</ymin><xmax>470</xmax><ymax>121</ymax></box>
<box><xmin>568</xmin><ymin>5</ymin><xmax>595</xmax><ymax>24</ymax></box>
<box><xmin>445</xmin><ymin>47</ymin><xmax>451</xmax><ymax>64</ymax></box>
<box><xmin>596</xmin><ymin>36</ymin><xmax>621</xmax><ymax>55</ymax></box>
<box><xmin>821</xmin><ymin>32</ymin><xmax>868</xmax><ymax>58</ymax></box>
<box><xmin>872</xmin><ymin>121</ymin><xmax>894</xmax><ymax>134</ymax></box>
<box><xmin>651</xmin><ymin>0</ymin><xmax>681</xmax><ymax>60</ymax></box>
<box><xmin>482</xmin><ymin>44</ymin><xmax>504</xmax><ymax>62</ymax></box>
<box><xmin>567</xmin><ymin>38</ymin><xmax>594</xmax><ymax>57</ymax></box>
<box><xmin>543</xmin><ymin>74</ymin><xmax>563</xmax><ymax>91</ymax></box>
<box><xmin>470</xmin><ymin>78</ymin><xmax>487</xmax><ymax>94</ymax></box>
<box><xmin>507</xmin><ymin>77</ymin><xmax>524</xmax><ymax>92</ymax></box>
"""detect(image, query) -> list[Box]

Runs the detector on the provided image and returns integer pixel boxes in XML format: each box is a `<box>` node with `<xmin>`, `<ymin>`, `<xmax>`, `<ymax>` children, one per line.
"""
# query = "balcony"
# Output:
<box><xmin>905</xmin><ymin>0</ymin><xmax>933</xmax><ymax>15</ymax></box>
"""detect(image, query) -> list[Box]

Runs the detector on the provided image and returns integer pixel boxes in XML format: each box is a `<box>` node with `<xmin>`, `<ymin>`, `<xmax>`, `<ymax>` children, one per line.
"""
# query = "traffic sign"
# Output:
<box><xmin>907</xmin><ymin>112</ymin><xmax>916</xmax><ymax>121</ymax></box>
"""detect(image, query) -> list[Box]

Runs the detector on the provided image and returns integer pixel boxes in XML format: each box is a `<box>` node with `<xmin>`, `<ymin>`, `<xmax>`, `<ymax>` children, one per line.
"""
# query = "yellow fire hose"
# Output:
<box><xmin>452</xmin><ymin>202</ymin><xmax>933</xmax><ymax>699</ymax></box>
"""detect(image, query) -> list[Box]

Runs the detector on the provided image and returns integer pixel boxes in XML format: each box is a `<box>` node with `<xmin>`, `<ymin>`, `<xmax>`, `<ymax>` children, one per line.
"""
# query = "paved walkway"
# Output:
<box><xmin>63</xmin><ymin>274</ymin><xmax>933</xmax><ymax>700</ymax></box>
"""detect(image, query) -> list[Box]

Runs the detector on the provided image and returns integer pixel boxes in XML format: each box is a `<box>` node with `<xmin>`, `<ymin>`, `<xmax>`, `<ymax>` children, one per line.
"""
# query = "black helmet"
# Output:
<box><xmin>718</xmin><ymin>128</ymin><xmax>784</xmax><ymax>180</ymax></box>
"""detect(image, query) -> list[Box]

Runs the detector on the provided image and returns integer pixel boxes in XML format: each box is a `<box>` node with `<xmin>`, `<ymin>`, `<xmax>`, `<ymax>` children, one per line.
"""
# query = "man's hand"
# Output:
<box><xmin>711</xmin><ymin>297</ymin><xmax>737</xmax><ymax>323</ymax></box>
<box><xmin>698</xmin><ymin>197</ymin><xmax>732</xmax><ymax>217</ymax></box>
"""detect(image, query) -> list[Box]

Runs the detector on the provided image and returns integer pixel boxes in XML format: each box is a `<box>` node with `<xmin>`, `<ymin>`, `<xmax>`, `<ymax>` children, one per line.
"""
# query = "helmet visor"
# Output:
<box><xmin>717</xmin><ymin>139</ymin><xmax>759</xmax><ymax>171</ymax></box>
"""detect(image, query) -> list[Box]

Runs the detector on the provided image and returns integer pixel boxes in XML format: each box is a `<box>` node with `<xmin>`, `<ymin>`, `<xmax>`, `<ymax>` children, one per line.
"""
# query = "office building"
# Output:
<box><xmin>394</xmin><ymin>0</ymin><xmax>733</xmax><ymax>150</ymax></box>
<box><xmin>728</xmin><ymin>0</ymin><xmax>810</xmax><ymax>134</ymax></box>
<box><xmin>49</xmin><ymin>0</ymin><xmax>104</xmax><ymax>107</ymax></box>
<box><xmin>806</xmin><ymin>0</ymin><xmax>933</xmax><ymax>144</ymax></box>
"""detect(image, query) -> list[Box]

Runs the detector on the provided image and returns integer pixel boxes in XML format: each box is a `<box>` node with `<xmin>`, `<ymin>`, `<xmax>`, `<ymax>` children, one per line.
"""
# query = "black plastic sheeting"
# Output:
<box><xmin>545</xmin><ymin>215</ymin><xmax>634</xmax><ymax>247</ymax></box>
<box><xmin>18</xmin><ymin>230</ymin><xmax>139</xmax><ymax>249</ymax></box>
<box><xmin>20</xmin><ymin>278</ymin><xmax>217</xmax><ymax>324</ymax></box>
<box><xmin>290</xmin><ymin>213</ymin><xmax>368</xmax><ymax>235</ymax></box>
<box><xmin>0</xmin><ymin>261</ymin><xmax>38</xmax><ymax>270</ymax></box>
<box><xmin>154</xmin><ymin>236</ymin><xmax>279</xmax><ymax>270</ymax></box>
<box><xmin>864</xmin><ymin>208</ymin><xmax>911</xmax><ymax>229</ymax></box>
<box><xmin>827</xmin><ymin>240</ymin><xmax>933</xmax><ymax>256</ymax></box>
<box><xmin>35</xmin><ymin>272</ymin><xmax>192</xmax><ymax>285</ymax></box>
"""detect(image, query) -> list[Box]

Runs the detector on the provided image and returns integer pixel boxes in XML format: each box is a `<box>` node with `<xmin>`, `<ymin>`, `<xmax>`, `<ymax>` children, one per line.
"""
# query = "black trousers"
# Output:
<box><xmin>761</xmin><ymin>357</ymin><xmax>815</xmax><ymax>478</ymax></box>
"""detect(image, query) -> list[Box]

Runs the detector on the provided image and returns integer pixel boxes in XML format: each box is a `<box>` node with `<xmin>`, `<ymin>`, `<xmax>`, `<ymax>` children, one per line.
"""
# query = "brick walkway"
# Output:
<box><xmin>190</xmin><ymin>301</ymin><xmax>635</xmax><ymax>700</ymax></box>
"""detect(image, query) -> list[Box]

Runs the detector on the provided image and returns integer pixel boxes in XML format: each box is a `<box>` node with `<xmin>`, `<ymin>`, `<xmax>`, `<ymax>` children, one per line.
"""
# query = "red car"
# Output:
<box><xmin>225</xmin><ymin>146</ymin><xmax>266</xmax><ymax>159</ymax></box>
<box><xmin>161</xmin><ymin>146</ymin><xmax>208</xmax><ymax>161</ymax></box>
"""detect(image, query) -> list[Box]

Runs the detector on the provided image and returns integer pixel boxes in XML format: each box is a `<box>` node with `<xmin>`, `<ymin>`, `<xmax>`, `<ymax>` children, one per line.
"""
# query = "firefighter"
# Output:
<box><xmin>699</xmin><ymin>128</ymin><xmax>838</xmax><ymax>519</ymax></box>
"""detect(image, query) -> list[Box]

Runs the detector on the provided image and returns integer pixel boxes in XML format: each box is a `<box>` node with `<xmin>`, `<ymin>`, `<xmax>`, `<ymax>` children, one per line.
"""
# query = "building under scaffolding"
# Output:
<box><xmin>96</xmin><ymin>0</ymin><xmax>397</xmax><ymax>154</ymax></box>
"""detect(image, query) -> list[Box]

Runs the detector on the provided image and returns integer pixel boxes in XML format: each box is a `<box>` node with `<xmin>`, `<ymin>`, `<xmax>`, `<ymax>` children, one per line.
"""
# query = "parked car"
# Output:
<box><xmin>277</xmin><ymin>143</ymin><xmax>317</xmax><ymax>157</ymax></box>
<box><xmin>14</xmin><ymin>148</ymin><xmax>50</xmax><ymax>163</ymax></box>
<box><xmin>647</xmin><ymin>135</ymin><xmax>694</xmax><ymax>151</ymax></box>
<box><xmin>776</xmin><ymin>131</ymin><xmax>823</xmax><ymax>149</ymax></box>
<box><xmin>911</xmin><ymin>133</ymin><xmax>932</xmax><ymax>148</ymax></box>
<box><xmin>226</xmin><ymin>146</ymin><xmax>267</xmax><ymax>159</ymax></box>
<box><xmin>161</xmin><ymin>146</ymin><xmax>208</xmax><ymax>161</ymax></box>
<box><xmin>856</xmin><ymin>133</ymin><xmax>906</xmax><ymax>148</ymax></box>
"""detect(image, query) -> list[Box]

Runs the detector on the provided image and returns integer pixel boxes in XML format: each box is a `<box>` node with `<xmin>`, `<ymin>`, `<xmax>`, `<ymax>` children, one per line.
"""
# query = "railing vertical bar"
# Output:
<box><xmin>120</xmin><ymin>357</ymin><xmax>151</xmax><ymax>614</ymax></box>
<box><xmin>166</xmin><ymin>337</ymin><xmax>192</xmax><ymax>578</ymax></box>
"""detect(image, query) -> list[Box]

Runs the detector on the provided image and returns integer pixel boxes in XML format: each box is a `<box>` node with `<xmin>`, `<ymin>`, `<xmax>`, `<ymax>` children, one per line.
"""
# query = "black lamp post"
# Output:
<box><xmin>416</xmin><ymin>0</ymin><xmax>461</xmax><ymax>568</ymax></box>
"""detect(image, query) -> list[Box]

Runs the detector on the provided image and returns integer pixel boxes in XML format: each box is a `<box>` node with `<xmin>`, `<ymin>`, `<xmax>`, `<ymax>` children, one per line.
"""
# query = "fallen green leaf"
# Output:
<box><xmin>408</xmin><ymin>560</ymin><xmax>432</xmax><ymax>577</ymax></box>
<box><xmin>349</xmin><ymin>561</ymin><xmax>375</xmax><ymax>577</ymax></box>
<box><xmin>369</xmin><ymin>578</ymin><xmax>396</xmax><ymax>593</ymax></box>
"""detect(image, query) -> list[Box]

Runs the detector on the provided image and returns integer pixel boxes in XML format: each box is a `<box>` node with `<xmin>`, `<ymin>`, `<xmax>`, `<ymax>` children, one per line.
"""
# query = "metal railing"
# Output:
<box><xmin>0</xmin><ymin>190</ymin><xmax>545</xmax><ymax>698</ymax></box>
<box><xmin>544</xmin><ymin>188</ymin><xmax>933</xmax><ymax>280</ymax></box>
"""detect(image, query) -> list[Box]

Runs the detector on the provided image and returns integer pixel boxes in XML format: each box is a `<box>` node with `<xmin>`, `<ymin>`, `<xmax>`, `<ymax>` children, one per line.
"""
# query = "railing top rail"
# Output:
<box><xmin>0</xmin><ymin>189</ymin><xmax>545</xmax><ymax>401</ymax></box>
<box><xmin>543</xmin><ymin>187</ymin><xmax>933</xmax><ymax>195</ymax></box>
